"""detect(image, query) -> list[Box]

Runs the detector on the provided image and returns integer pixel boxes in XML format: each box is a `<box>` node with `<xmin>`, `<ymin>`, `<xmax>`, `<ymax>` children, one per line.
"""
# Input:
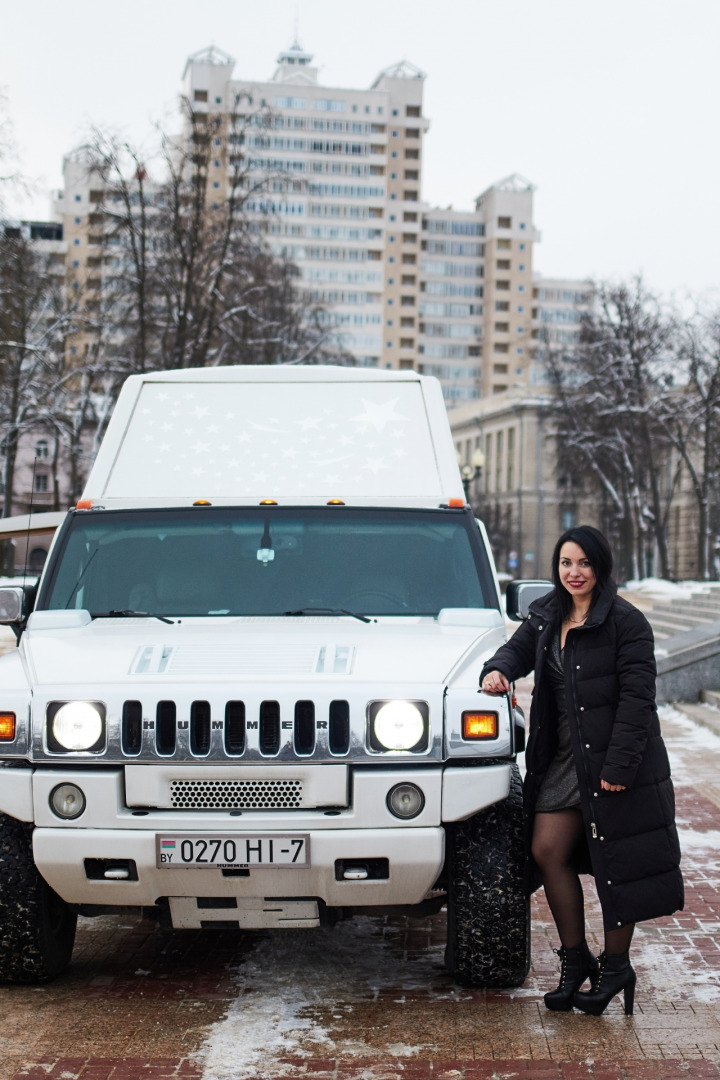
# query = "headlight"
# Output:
<box><xmin>369</xmin><ymin>700</ymin><xmax>428</xmax><ymax>752</ymax></box>
<box><xmin>48</xmin><ymin>701</ymin><xmax>105</xmax><ymax>752</ymax></box>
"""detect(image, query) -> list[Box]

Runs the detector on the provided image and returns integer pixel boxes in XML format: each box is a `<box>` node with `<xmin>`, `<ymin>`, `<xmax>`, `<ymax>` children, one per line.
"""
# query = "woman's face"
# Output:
<box><xmin>558</xmin><ymin>541</ymin><xmax>597</xmax><ymax>601</ymax></box>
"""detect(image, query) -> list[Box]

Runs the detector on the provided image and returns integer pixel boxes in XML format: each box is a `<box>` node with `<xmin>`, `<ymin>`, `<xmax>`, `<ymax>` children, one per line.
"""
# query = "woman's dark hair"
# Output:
<box><xmin>551</xmin><ymin>525</ymin><xmax>614</xmax><ymax>619</ymax></box>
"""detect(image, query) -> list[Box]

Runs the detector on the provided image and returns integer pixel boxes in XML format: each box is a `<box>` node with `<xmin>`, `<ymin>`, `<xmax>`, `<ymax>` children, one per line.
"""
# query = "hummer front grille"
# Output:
<box><xmin>120</xmin><ymin>696</ymin><xmax>351</xmax><ymax>760</ymax></box>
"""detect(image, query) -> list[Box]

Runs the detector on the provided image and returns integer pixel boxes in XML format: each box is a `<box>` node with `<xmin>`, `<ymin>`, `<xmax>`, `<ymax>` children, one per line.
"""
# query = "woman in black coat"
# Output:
<box><xmin>480</xmin><ymin>525</ymin><xmax>683</xmax><ymax>1015</ymax></box>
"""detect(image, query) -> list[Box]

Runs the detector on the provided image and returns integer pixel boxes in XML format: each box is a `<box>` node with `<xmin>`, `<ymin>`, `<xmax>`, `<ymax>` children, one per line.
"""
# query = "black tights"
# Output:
<box><xmin>531</xmin><ymin>809</ymin><xmax>634</xmax><ymax>955</ymax></box>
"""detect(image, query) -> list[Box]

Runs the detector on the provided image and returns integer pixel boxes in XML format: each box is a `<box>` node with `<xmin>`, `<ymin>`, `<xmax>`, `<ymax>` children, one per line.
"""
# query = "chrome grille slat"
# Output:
<box><xmin>294</xmin><ymin>700</ymin><xmax>315</xmax><ymax>755</ymax></box>
<box><xmin>259</xmin><ymin>700</ymin><xmax>280</xmax><ymax>756</ymax></box>
<box><xmin>122</xmin><ymin>700</ymin><xmax>142</xmax><ymax>755</ymax></box>
<box><xmin>190</xmin><ymin>700</ymin><xmax>211</xmax><ymax>756</ymax></box>
<box><xmin>224</xmin><ymin>701</ymin><xmax>245</xmax><ymax>755</ymax></box>
<box><xmin>329</xmin><ymin>699</ymin><xmax>350</xmax><ymax>755</ymax></box>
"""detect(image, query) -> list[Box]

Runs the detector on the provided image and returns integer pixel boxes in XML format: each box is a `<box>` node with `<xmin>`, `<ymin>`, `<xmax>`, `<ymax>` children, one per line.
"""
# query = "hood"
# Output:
<box><xmin>21</xmin><ymin>614</ymin><xmax>507</xmax><ymax>691</ymax></box>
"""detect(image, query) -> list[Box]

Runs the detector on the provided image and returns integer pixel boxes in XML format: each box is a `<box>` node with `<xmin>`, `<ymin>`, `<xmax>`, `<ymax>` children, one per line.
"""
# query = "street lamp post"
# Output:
<box><xmin>459</xmin><ymin>448</ymin><xmax>486</xmax><ymax>504</ymax></box>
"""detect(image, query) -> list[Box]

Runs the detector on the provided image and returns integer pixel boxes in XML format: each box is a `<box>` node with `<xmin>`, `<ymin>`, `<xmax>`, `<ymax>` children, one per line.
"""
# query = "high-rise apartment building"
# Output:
<box><xmin>49</xmin><ymin>42</ymin><xmax>544</xmax><ymax>400</ymax></box>
<box><xmin>530</xmin><ymin>276</ymin><xmax>592</xmax><ymax>383</ymax></box>
<box><xmin>418</xmin><ymin>176</ymin><xmax>540</xmax><ymax>403</ymax></box>
<box><xmin>180</xmin><ymin>46</ymin><xmax>544</xmax><ymax>400</ymax></box>
<box><xmin>181</xmin><ymin>43</ymin><xmax>428</xmax><ymax>370</ymax></box>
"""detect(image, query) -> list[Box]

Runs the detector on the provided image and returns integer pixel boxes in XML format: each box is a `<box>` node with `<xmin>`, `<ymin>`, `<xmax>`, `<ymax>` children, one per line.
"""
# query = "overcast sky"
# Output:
<box><xmin>1</xmin><ymin>0</ymin><xmax>718</xmax><ymax>299</ymax></box>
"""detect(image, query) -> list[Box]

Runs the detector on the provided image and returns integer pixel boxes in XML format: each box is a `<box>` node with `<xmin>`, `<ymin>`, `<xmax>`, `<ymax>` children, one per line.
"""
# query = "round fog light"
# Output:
<box><xmin>387</xmin><ymin>782</ymin><xmax>425</xmax><ymax>819</ymax></box>
<box><xmin>50</xmin><ymin>783</ymin><xmax>86</xmax><ymax>820</ymax></box>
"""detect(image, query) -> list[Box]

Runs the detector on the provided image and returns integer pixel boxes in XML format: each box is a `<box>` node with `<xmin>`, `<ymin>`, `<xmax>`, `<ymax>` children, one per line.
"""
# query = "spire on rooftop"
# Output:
<box><xmin>276</xmin><ymin>40</ymin><xmax>314</xmax><ymax>67</ymax></box>
<box><xmin>272</xmin><ymin>39</ymin><xmax>318</xmax><ymax>83</ymax></box>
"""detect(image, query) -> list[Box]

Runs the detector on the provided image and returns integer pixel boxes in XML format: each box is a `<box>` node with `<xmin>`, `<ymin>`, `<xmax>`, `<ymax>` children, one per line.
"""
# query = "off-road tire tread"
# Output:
<box><xmin>0</xmin><ymin>813</ymin><xmax>76</xmax><ymax>983</ymax></box>
<box><xmin>445</xmin><ymin>764</ymin><xmax>530</xmax><ymax>987</ymax></box>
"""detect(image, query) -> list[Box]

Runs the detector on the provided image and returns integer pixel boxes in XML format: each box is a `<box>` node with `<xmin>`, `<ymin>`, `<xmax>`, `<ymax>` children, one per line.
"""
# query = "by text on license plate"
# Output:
<box><xmin>155</xmin><ymin>834</ymin><xmax>310</xmax><ymax>869</ymax></box>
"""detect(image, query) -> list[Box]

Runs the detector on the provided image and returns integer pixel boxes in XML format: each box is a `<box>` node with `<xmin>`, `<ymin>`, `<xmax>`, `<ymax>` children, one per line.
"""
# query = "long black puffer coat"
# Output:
<box><xmin>480</xmin><ymin>583</ymin><xmax>684</xmax><ymax>931</ymax></box>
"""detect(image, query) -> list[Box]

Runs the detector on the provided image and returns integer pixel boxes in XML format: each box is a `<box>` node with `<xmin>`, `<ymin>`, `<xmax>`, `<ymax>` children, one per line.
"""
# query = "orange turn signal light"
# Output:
<box><xmin>462</xmin><ymin>711</ymin><xmax>498</xmax><ymax>740</ymax></box>
<box><xmin>193</xmin><ymin>499</ymin><xmax>212</xmax><ymax>506</ymax></box>
<box><xmin>448</xmin><ymin>498</ymin><xmax>465</xmax><ymax>508</ymax></box>
<box><xmin>259</xmin><ymin>499</ymin><xmax>278</xmax><ymax>505</ymax></box>
<box><xmin>0</xmin><ymin>713</ymin><xmax>16</xmax><ymax>741</ymax></box>
<box><xmin>75</xmin><ymin>499</ymin><xmax>93</xmax><ymax>510</ymax></box>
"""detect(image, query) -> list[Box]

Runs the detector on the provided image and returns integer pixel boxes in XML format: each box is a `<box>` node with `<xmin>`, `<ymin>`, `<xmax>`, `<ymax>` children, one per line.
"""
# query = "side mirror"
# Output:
<box><xmin>0</xmin><ymin>586</ymin><xmax>34</xmax><ymax>625</ymax></box>
<box><xmin>505</xmin><ymin>580</ymin><xmax>552</xmax><ymax>621</ymax></box>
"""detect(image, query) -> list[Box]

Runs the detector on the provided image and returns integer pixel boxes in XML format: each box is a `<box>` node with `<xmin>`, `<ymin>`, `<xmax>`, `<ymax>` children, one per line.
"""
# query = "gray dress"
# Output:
<box><xmin>535</xmin><ymin>630</ymin><xmax>581</xmax><ymax>812</ymax></box>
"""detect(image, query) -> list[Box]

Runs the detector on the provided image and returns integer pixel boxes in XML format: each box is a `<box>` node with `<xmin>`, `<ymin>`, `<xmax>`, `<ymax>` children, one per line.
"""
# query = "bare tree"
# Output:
<box><xmin>545</xmin><ymin>279</ymin><xmax>678</xmax><ymax>580</ymax></box>
<box><xmin>79</xmin><ymin>95</ymin><xmax>349</xmax><ymax>376</ymax></box>
<box><xmin>671</xmin><ymin>310</ymin><xmax>720</xmax><ymax>579</ymax></box>
<box><xmin>0</xmin><ymin>231</ymin><xmax>78</xmax><ymax>517</ymax></box>
<box><xmin>0</xmin><ymin>90</ymin><xmax>21</xmax><ymax>215</ymax></box>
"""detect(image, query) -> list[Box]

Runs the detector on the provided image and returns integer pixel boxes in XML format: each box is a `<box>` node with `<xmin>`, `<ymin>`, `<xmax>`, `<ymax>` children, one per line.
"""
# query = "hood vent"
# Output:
<box><xmin>314</xmin><ymin>645</ymin><xmax>354</xmax><ymax>674</ymax></box>
<box><xmin>130</xmin><ymin>643</ymin><xmax>354</xmax><ymax>676</ymax></box>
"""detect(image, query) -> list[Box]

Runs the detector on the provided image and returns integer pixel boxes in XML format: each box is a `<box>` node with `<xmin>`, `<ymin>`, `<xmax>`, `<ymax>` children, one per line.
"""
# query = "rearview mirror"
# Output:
<box><xmin>0</xmin><ymin>586</ymin><xmax>33</xmax><ymax>625</ymax></box>
<box><xmin>505</xmin><ymin>580</ymin><xmax>552</xmax><ymax>621</ymax></box>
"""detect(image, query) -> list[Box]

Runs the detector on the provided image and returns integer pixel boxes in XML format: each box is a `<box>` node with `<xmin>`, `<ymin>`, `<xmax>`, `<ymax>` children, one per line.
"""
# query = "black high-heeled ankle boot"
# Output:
<box><xmin>543</xmin><ymin>942</ymin><xmax>599</xmax><ymax>1011</ymax></box>
<box><xmin>573</xmin><ymin>951</ymin><xmax>636</xmax><ymax>1015</ymax></box>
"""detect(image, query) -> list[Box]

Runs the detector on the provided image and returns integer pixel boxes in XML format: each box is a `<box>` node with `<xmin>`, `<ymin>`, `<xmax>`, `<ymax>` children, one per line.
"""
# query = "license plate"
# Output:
<box><xmin>155</xmin><ymin>834</ymin><xmax>310</xmax><ymax>869</ymax></box>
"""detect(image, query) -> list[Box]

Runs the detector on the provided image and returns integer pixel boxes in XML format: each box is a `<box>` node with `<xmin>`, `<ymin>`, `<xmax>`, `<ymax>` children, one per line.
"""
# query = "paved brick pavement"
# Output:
<box><xmin>0</xmin><ymin>706</ymin><xmax>718</xmax><ymax>1080</ymax></box>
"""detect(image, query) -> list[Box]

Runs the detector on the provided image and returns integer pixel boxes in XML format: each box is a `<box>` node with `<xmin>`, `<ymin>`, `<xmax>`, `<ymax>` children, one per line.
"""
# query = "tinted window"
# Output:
<box><xmin>41</xmin><ymin>508</ymin><xmax>495</xmax><ymax>617</ymax></box>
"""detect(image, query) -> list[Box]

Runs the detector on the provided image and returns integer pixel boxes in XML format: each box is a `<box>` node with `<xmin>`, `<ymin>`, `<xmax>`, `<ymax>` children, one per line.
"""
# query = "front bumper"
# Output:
<box><xmin>1</xmin><ymin>761</ymin><xmax>511</xmax><ymax>917</ymax></box>
<box><xmin>33</xmin><ymin>824</ymin><xmax>445</xmax><ymax>909</ymax></box>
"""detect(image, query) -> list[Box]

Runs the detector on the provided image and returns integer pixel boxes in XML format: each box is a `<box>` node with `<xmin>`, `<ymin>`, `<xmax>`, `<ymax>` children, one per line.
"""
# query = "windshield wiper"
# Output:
<box><xmin>91</xmin><ymin>610</ymin><xmax>175</xmax><ymax>625</ymax></box>
<box><xmin>284</xmin><ymin>606</ymin><xmax>372</xmax><ymax>624</ymax></box>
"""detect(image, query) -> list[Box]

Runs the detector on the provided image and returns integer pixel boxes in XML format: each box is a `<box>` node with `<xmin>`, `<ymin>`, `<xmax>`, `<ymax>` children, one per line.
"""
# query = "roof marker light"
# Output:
<box><xmin>327</xmin><ymin>499</ymin><xmax>345</xmax><ymax>505</ymax></box>
<box><xmin>259</xmin><ymin>499</ymin><xmax>278</xmax><ymax>505</ymax></box>
<box><xmin>193</xmin><ymin>499</ymin><xmax>212</xmax><ymax>506</ymax></box>
<box><xmin>76</xmin><ymin>499</ymin><xmax>93</xmax><ymax>510</ymax></box>
<box><xmin>448</xmin><ymin>498</ymin><xmax>465</xmax><ymax>508</ymax></box>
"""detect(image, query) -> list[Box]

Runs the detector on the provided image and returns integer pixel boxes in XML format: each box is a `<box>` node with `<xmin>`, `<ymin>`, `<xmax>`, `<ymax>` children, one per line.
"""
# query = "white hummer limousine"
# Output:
<box><xmin>0</xmin><ymin>366</ymin><xmax>530</xmax><ymax>986</ymax></box>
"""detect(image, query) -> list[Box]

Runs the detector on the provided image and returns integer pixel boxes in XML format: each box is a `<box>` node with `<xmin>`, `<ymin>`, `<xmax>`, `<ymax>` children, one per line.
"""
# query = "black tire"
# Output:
<box><xmin>0</xmin><ymin>813</ymin><xmax>77</xmax><ymax>983</ymax></box>
<box><xmin>445</xmin><ymin>764</ymin><xmax>531</xmax><ymax>987</ymax></box>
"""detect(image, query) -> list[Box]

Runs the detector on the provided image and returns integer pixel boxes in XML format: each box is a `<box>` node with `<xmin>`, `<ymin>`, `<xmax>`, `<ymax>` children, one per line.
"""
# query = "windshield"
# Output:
<box><xmin>39</xmin><ymin>507</ymin><xmax>496</xmax><ymax>617</ymax></box>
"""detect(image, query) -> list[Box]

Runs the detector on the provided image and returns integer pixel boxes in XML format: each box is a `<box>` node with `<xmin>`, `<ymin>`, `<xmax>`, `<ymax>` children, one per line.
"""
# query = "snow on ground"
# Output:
<box><xmin>622</xmin><ymin>578</ymin><xmax>714</xmax><ymax>601</ymax></box>
<box><xmin>196</xmin><ymin>916</ymin><xmax>455</xmax><ymax>1080</ymax></box>
<box><xmin>660</xmin><ymin>704</ymin><xmax>720</xmax><ymax>786</ymax></box>
<box><xmin>195</xmin><ymin>706</ymin><xmax>720</xmax><ymax>1078</ymax></box>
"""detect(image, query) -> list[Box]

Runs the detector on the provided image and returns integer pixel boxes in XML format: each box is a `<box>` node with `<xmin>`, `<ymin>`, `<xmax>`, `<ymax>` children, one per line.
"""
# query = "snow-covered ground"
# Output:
<box><xmin>622</xmin><ymin>578</ymin><xmax>713</xmax><ymax>600</ymax></box>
